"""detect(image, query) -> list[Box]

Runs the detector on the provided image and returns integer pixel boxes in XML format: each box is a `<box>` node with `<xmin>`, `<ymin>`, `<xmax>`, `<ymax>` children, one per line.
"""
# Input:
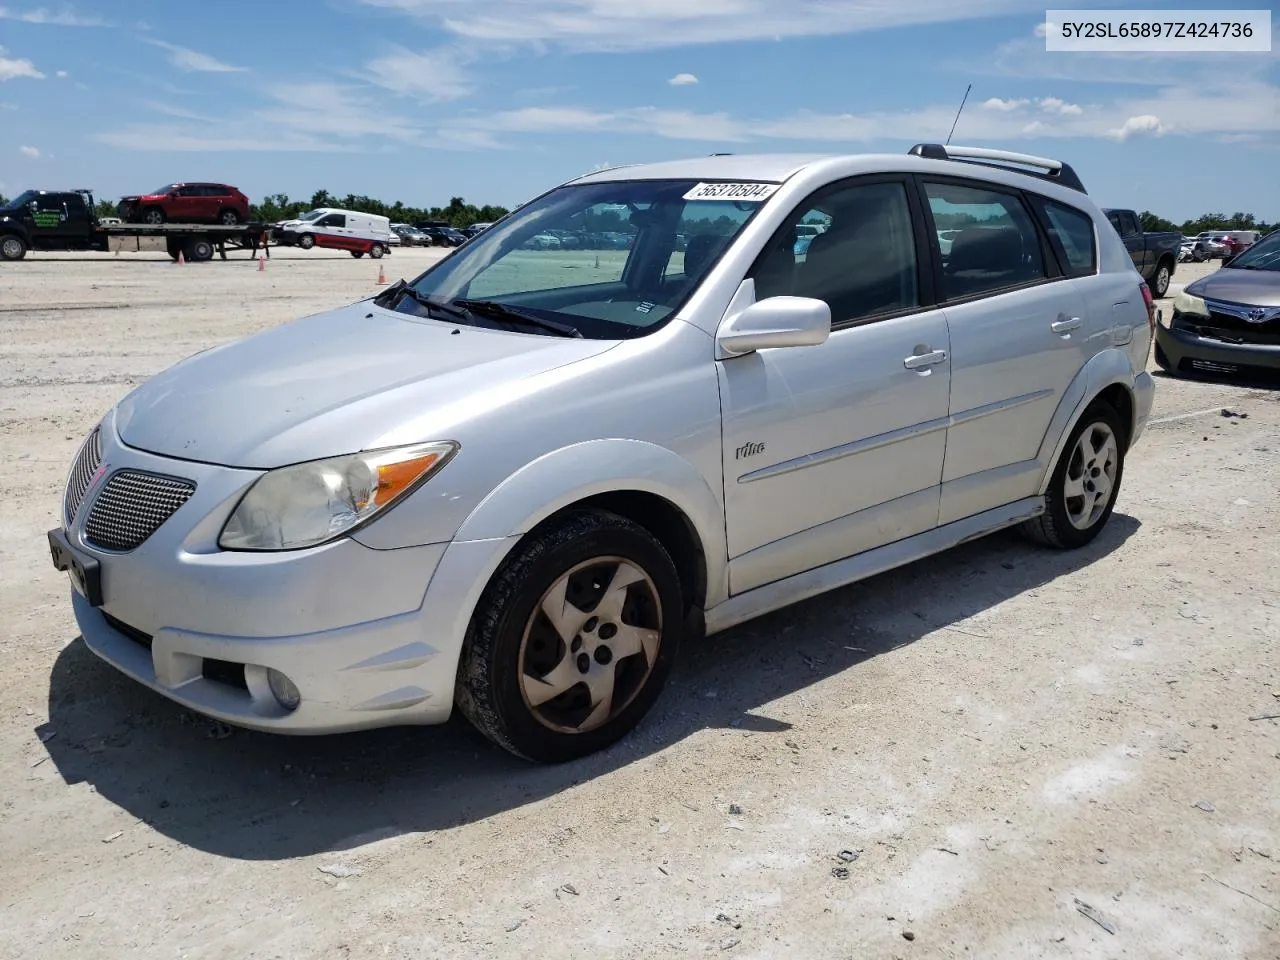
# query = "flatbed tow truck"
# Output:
<box><xmin>0</xmin><ymin>189</ymin><xmax>270</xmax><ymax>262</ymax></box>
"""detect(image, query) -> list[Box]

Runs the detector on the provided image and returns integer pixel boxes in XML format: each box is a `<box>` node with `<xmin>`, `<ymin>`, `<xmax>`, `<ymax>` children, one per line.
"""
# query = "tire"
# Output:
<box><xmin>298</xmin><ymin>233</ymin><xmax>315</xmax><ymax>250</ymax></box>
<box><xmin>1021</xmin><ymin>401</ymin><xmax>1125</xmax><ymax>550</ymax></box>
<box><xmin>0</xmin><ymin>234</ymin><xmax>27</xmax><ymax>261</ymax></box>
<box><xmin>185</xmin><ymin>238</ymin><xmax>215</xmax><ymax>263</ymax></box>
<box><xmin>456</xmin><ymin>509</ymin><xmax>684</xmax><ymax>763</ymax></box>
<box><xmin>350</xmin><ymin>250</ymin><xmax>364</xmax><ymax>259</ymax></box>
<box><xmin>217</xmin><ymin>208</ymin><xmax>241</xmax><ymax>226</ymax></box>
<box><xmin>369</xmin><ymin>244</ymin><xmax>384</xmax><ymax>259</ymax></box>
<box><xmin>142</xmin><ymin>207</ymin><xmax>166</xmax><ymax>225</ymax></box>
<box><xmin>166</xmin><ymin>238</ymin><xmax>182</xmax><ymax>261</ymax></box>
<box><xmin>1148</xmin><ymin>260</ymin><xmax>1172</xmax><ymax>298</ymax></box>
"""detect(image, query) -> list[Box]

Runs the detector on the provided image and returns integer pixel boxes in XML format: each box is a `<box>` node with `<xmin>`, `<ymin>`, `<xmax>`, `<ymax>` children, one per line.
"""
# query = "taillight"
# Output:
<box><xmin>1139</xmin><ymin>282</ymin><xmax>1156</xmax><ymax>332</ymax></box>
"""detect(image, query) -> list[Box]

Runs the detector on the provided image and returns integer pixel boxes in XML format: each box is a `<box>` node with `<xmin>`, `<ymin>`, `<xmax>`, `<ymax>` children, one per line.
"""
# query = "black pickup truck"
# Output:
<box><xmin>0</xmin><ymin>189</ymin><xmax>267</xmax><ymax>262</ymax></box>
<box><xmin>1101</xmin><ymin>208</ymin><xmax>1181</xmax><ymax>297</ymax></box>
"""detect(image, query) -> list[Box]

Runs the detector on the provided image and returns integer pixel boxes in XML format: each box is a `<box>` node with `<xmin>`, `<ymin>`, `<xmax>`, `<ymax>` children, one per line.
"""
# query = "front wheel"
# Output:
<box><xmin>1021</xmin><ymin>401</ymin><xmax>1125</xmax><ymax>549</ymax></box>
<box><xmin>142</xmin><ymin>207</ymin><xmax>166</xmax><ymax>225</ymax></box>
<box><xmin>0</xmin><ymin>234</ymin><xmax>27</xmax><ymax>261</ymax></box>
<box><xmin>298</xmin><ymin>233</ymin><xmax>315</xmax><ymax>250</ymax></box>
<box><xmin>456</xmin><ymin>509</ymin><xmax>683</xmax><ymax>763</ymax></box>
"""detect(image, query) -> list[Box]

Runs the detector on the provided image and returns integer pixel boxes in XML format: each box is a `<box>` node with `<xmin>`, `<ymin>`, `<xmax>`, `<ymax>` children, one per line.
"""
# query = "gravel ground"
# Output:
<box><xmin>1</xmin><ymin>252</ymin><xmax>1277</xmax><ymax>959</ymax></box>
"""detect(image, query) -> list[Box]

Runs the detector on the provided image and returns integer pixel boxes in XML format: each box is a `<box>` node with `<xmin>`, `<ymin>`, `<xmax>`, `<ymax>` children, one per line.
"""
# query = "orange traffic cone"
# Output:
<box><xmin>376</xmin><ymin>263</ymin><xmax>387</xmax><ymax>285</ymax></box>
<box><xmin>176</xmin><ymin>250</ymin><xmax>185</xmax><ymax>266</ymax></box>
<box><xmin>258</xmin><ymin>255</ymin><xmax>265</xmax><ymax>272</ymax></box>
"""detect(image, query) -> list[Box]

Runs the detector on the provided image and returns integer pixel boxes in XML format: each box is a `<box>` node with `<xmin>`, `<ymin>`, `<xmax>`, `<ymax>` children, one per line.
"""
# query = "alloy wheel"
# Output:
<box><xmin>1064</xmin><ymin>422</ymin><xmax>1119</xmax><ymax>530</ymax></box>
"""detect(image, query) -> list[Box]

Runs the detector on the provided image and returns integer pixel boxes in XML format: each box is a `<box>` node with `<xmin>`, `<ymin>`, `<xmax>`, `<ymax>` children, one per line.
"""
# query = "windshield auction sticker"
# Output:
<box><xmin>1045</xmin><ymin>9</ymin><xmax>1271</xmax><ymax>51</ymax></box>
<box><xmin>683</xmin><ymin>182</ymin><xmax>780</xmax><ymax>202</ymax></box>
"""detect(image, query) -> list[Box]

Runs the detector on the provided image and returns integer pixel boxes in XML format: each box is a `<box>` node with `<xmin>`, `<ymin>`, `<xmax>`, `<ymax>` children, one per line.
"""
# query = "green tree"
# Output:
<box><xmin>1139</xmin><ymin>211</ymin><xmax>1177</xmax><ymax>232</ymax></box>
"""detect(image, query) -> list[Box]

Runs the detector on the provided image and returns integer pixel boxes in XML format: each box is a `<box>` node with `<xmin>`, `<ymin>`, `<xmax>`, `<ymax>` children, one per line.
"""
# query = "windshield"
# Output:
<box><xmin>8</xmin><ymin>190</ymin><xmax>38</xmax><ymax>207</ymax></box>
<box><xmin>150</xmin><ymin>184</ymin><xmax>178</xmax><ymax>196</ymax></box>
<box><xmin>1226</xmin><ymin>230</ymin><xmax>1280</xmax><ymax>271</ymax></box>
<box><xmin>400</xmin><ymin>179</ymin><xmax>765</xmax><ymax>338</ymax></box>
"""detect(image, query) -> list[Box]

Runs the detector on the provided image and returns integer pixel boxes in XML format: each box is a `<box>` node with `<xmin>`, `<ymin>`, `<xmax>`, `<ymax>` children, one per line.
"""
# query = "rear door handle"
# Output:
<box><xmin>903</xmin><ymin>349</ymin><xmax>948</xmax><ymax>370</ymax></box>
<box><xmin>1051</xmin><ymin>317</ymin><xmax>1083</xmax><ymax>335</ymax></box>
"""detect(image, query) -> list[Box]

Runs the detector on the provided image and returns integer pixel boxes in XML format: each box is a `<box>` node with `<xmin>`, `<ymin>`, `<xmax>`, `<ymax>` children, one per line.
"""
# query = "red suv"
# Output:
<box><xmin>117</xmin><ymin>183</ymin><xmax>251</xmax><ymax>225</ymax></box>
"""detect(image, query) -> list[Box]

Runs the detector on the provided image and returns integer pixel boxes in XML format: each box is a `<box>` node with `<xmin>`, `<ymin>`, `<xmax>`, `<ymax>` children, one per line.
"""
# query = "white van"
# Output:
<box><xmin>275</xmin><ymin>208</ymin><xmax>393</xmax><ymax>256</ymax></box>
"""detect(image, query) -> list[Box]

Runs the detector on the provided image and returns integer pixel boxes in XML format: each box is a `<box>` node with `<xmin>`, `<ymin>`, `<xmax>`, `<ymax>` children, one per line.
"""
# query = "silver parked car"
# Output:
<box><xmin>48</xmin><ymin>144</ymin><xmax>1156</xmax><ymax>762</ymax></box>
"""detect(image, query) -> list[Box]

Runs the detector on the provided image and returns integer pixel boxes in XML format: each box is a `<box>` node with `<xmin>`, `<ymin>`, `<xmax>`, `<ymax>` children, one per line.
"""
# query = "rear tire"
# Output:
<box><xmin>1021</xmin><ymin>401</ymin><xmax>1125</xmax><ymax>550</ymax></box>
<box><xmin>218</xmin><ymin>208</ymin><xmax>241</xmax><ymax>226</ymax></box>
<box><xmin>0</xmin><ymin>234</ymin><xmax>27</xmax><ymax>261</ymax></box>
<box><xmin>1148</xmin><ymin>261</ymin><xmax>1172</xmax><ymax>298</ymax></box>
<box><xmin>350</xmin><ymin>250</ymin><xmax>364</xmax><ymax>258</ymax></box>
<box><xmin>369</xmin><ymin>244</ymin><xmax>385</xmax><ymax>259</ymax></box>
<box><xmin>185</xmin><ymin>238</ymin><xmax>215</xmax><ymax>263</ymax></box>
<box><xmin>456</xmin><ymin>509</ymin><xmax>683</xmax><ymax>763</ymax></box>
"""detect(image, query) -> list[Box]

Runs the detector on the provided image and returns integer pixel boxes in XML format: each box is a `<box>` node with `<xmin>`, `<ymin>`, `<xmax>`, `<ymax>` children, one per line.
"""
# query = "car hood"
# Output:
<box><xmin>1186</xmin><ymin>268</ymin><xmax>1280</xmax><ymax>307</ymax></box>
<box><xmin>114</xmin><ymin>301</ymin><xmax>618</xmax><ymax>469</ymax></box>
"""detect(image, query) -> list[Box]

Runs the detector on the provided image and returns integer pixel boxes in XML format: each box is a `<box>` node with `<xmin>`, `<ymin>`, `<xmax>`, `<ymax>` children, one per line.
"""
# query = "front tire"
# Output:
<box><xmin>298</xmin><ymin>233</ymin><xmax>315</xmax><ymax>250</ymax></box>
<box><xmin>1021</xmin><ymin>401</ymin><xmax>1125</xmax><ymax>549</ymax></box>
<box><xmin>142</xmin><ymin>207</ymin><xmax>166</xmax><ymax>225</ymax></box>
<box><xmin>0</xmin><ymin>234</ymin><xmax>27</xmax><ymax>261</ymax></box>
<box><xmin>456</xmin><ymin>509</ymin><xmax>684</xmax><ymax>763</ymax></box>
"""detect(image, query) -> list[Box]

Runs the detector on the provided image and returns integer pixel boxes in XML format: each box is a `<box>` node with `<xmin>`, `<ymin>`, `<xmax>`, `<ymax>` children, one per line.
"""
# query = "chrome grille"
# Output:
<box><xmin>84</xmin><ymin>470</ymin><xmax>196</xmax><ymax>551</ymax></box>
<box><xmin>64</xmin><ymin>427</ymin><xmax>102</xmax><ymax>524</ymax></box>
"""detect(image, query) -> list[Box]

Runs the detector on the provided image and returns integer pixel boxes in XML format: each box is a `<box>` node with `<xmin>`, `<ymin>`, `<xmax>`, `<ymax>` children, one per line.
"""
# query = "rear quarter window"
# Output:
<box><xmin>1033</xmin><ymin>198</ymin><xmax>1098</xmax><ymax>278</ymax></box>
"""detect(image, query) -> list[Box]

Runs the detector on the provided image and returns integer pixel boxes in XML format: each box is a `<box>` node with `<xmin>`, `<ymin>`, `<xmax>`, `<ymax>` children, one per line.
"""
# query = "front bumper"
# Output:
<box><xmin>1156</xmin><ymin>322</ymin><xmax>1280</xmax><ymax>382</ymax></box>
<box><xmin>50</xmin><ymin>417</ymin><xmax>514</xmax><ymax>734</ymax></box>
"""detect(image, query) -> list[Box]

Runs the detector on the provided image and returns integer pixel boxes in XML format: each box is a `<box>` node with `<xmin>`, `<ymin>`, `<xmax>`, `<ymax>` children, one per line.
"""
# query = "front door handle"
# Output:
<box><xmin>903</xmin><ymin>349</ymin><xmax>948</xmax><ymax>370</ymax></box>
<box><xmin>1051</xmin><ymin>317</ymin><xmax>1083</xmax><ymax>335</ymax></box>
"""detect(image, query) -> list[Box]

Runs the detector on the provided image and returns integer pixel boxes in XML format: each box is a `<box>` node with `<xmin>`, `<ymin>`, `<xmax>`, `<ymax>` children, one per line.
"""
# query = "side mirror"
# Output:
<box><xmin>717</xmin><ymin>296</ymin><xmax>831</xmax><ymax>357</ymax></box>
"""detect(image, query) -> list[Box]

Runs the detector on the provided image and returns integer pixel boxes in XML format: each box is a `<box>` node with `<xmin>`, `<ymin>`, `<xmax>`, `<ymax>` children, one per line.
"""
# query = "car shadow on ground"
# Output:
<box><xmin>41</xmin><ymin>514</ymin><xmax>1139</xmax><ymax>861</ymax></box>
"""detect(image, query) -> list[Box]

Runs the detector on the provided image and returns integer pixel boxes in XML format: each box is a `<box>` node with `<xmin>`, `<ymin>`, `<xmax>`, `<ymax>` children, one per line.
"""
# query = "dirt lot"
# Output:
<box><xmin>1</xmin><ymin>251</ymin><xmax>1277</xmax><ymax>959</ymax></box>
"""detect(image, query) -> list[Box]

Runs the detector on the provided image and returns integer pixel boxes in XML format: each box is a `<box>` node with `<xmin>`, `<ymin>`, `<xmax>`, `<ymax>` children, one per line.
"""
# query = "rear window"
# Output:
<box><xmin>1034</xmin><ymin>198</ymin><xmax>1097</xmax><ymax>277</ymax></box>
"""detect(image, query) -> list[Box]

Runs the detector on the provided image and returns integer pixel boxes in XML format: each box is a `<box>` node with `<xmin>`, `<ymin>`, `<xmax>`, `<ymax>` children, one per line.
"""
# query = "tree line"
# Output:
<box><xmin>1139</xmin><ymin>211</ymin><xmax>1275</xmax><ymax>235</ymax></box>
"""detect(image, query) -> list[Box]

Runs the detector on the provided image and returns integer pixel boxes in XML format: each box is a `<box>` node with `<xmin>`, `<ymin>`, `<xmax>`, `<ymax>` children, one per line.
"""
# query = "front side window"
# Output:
<box><xmin>315</xmin><ymin>214</ymin><xmax>346</xmax><ymax>228</ymax></box>
<box><xmin>404</xmin><ymin>179</ymin><xmax>765</xmax><ymax>338</ymax></box>
<box><xmin>750</xmin><ymin>179</ymin><xmax>919</xmax><ymax>324</ymax></box>
<box><xmin>923</xmin><ymin>181</ymin><xmax>1047</xmax><ymax>300</ymax></box>
<box><xmin>1034</xmin><ymin>198</ymin><xmax>1097</xmax><ymax>277</ymax></box>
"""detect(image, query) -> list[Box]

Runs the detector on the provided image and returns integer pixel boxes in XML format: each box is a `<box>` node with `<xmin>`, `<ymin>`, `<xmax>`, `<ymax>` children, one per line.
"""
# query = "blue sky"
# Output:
<box><xmin>1</xmin><ymin>0</ymin><xmax>1276</xmax><ymax>221</ymax></box>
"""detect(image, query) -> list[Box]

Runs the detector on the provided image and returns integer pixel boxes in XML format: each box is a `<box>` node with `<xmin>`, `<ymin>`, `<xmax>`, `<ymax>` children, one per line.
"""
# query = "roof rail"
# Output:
<box><xmin>908</xmin><ymin>143</ymin><xmax>1087</xmax><ymax>194</ymax></box>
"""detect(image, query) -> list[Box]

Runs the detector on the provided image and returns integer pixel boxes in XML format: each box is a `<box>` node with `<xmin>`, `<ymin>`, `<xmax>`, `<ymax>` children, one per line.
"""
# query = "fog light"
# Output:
<box><xmin>267</xmin><ymin>668</ymin><xmax>301</xmax><ymax>711</ymax></box>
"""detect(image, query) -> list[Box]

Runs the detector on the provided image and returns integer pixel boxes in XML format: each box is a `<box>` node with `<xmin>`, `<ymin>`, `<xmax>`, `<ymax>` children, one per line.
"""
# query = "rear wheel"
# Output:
<box><xmin>0</xmin><ymin>234</ymin><xmax>27</xmax><ymax>261</ymax></box>
<box><xmin>185</xmin><ymin>238</ymin><xmax>215</xmax><ymax>263</ymax></box>
<box><xmin>298</xmin><ymin>233</ymin><xmax>315</xmax><ymax>250</ymax></box>
<box><xmin>350</xmin><ymin>250</ymin><xmax>364</xmax><ymax>258</ymax></box>
<box><xmin>1148</xmin><ymin>261</ymin><xmax>1172</xmax><ymax>298</ymax></box>
<box><xmin>369</xmin><ymin>244</ymin><xmax>385</xmax><ymax>259</ymax></box>
<box><xmin>217</xmin><ymin>208</ymin><xmax>241</xmax><ymax>226</ymax></box>
<box><xmin>1021</xmin><ymin>401</ymin><xmax>1125</xmax><ymax>549</ymax></box>
<box><xmin>456</xmin><ymin>509</ymin><xmax>683</xmax><ymax>763</ymax></box>
<box><xmin>142</xmin><ymin>207</ymin><xmax>166</xmax><ymax>225</ymax></box>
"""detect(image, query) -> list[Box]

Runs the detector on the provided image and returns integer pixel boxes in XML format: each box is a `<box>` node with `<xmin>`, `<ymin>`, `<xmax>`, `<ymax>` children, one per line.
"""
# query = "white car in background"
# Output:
<box><xmin>274</xmin><ymin>208</ymin><xmax>393</xmax><ymax>256</ymax></box>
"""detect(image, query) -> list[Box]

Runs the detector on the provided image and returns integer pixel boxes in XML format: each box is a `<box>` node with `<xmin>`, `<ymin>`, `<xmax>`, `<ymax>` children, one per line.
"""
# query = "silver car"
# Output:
<box><xmin>48</xmin><ymin>145</ymin><xmax>1156</xmax><ymax>762</ymax></box>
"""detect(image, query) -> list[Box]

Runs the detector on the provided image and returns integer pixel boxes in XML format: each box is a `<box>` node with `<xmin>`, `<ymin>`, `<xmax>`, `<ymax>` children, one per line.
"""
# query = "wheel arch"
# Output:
<box><xmin>1035</xmin><ymin>349</ymin><xmax>1141</xmax><ymax>497</ymax></box>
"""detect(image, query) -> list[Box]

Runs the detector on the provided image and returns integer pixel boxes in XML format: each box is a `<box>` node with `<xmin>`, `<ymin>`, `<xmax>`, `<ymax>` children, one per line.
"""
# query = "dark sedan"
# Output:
<box><xmin>1155</xmin><ymin>230</ymin><xmax>1280</xmax><ymax>384</ymax></box>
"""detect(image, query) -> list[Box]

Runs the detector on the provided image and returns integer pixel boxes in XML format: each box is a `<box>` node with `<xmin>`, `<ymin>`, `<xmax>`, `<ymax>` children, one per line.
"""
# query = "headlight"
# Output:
<box><xmin>219</xmin><ymin>441</ymin><xmax>457</xmax><ymax>551</ymax></box>
<box><xmin>1172</xmin><ymin>291</ymin><xmax>1209</xmax><ymax>318</ymax></box>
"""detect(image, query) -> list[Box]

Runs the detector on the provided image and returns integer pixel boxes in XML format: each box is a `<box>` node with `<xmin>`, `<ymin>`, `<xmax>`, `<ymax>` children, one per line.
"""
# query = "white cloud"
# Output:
<box><xmin>1038</xmin><ymin>96</ymin><xmax>1082</xmax><ymax>115</ymax></box>
<box><xmin>0</xmin><ymin>49</ymin><xmax>44</xmax><ymax>81</ymax></box>
<box><xmin>55</xmin><ymin>68</ymin><xmax>67</xmax><ymax>77</ymax></box>
<box><xmin>358</xmin><ymin>0</ymin><xmax>1049</xmax><ymax>51</ymax></box>
<box><xmin>1108</xmin><ymin>114</ymin><xmax>1165</xmax><ymax>140</ymax></box>
<box><xmin>361</xmin><ymin>46</ymin><xmax>472</xmax><ymax>101</ymax></box>
<box><xmin>0</xmin><ymin>5</ymin><xmax>110</xmax><ymax>26</ymax></box>
<box><xmin>19</xmin><ymin>144</ymin><xmax>39</xmax><ymax>157</ymax></box>
<box><xmin>141</xmin><ymin>38</ymin><xmax>248</xmax><ymax>73</ymax></box>
<box><xmin>983</xmin><ymin>97</ymin><xmax>1026</xmax><ymax>111</ymax></box>
<box><xmin>1033</xmin><ymin>21</ymin><xmax>1050</xmax><ymax>38</ymax></box>
<box><xmin>668</xmin><ymin>72</ymin><xmax>698</xmax><ymax>86</ymax></box>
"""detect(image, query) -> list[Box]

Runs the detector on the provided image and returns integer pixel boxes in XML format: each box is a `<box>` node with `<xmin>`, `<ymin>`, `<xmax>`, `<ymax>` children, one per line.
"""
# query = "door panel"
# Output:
<box><xmin>719</xmin><ymin>309</ymin><xmax>951</xmax><ymax>589</ymax></box>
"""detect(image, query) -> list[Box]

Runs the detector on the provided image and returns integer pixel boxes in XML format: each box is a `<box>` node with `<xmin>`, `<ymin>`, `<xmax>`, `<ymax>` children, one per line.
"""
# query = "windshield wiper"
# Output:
<box><xmin>452</xmin><ymin>299</ymin><xmax>583</xmax><ymax>338</ymax></box>
<box><xmin>375</xmin><ymin>280</ymin><xmax>473</xmax><ymax>322</ymax></box>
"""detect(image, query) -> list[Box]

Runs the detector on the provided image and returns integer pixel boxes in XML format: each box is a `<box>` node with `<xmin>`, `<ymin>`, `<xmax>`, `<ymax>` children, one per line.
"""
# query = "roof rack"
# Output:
<box><xmin>908</xmin><ymin>143</ymin><xmax>1087</xmax><ymax>194</ymax></box>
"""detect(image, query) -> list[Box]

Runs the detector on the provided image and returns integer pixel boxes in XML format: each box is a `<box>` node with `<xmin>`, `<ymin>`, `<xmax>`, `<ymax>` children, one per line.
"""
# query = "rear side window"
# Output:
<box><xmin>922</xmin><ymin>181</ymin><xmax>1047</xmax><ymax>300</ymax></box>
<box><xmin>1034</xmin><ymin>198</ymin><xmax>1097</xmax><ymax>277</ymax></box>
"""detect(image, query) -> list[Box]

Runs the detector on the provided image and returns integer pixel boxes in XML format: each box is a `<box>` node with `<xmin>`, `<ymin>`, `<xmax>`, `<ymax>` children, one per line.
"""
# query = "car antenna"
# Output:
<box><xmin>945</xmin><ymin>83</ymin><xmax>972</xmax><ymax>146</ymax></box>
